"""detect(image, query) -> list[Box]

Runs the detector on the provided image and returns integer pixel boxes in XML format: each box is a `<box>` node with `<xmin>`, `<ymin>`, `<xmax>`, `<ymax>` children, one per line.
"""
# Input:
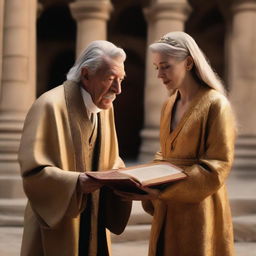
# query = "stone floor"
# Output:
<box><xmin>112</xmin><ymin>241</ymin><xmax>256</xmax><ymax>256</ymax></box>
<box><xmin>0</xmin><ymin>168</ymin><xmax>256</xmax><ymax>255</ymax></box>
<box><xmin>0</xmin><ymin>227</ymin><xmax>256</xmax><ymax>256</ymax></box>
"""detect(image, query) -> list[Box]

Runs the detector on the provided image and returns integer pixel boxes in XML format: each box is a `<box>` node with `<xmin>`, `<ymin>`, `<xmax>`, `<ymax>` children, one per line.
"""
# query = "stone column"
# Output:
<box><xmin>139</xmin><ymin>0</ymin><xmax>191</xmax><ymax>162</ymax></box>
<box><xmin>0</xmin><ymin>0</ymin><xmax>36</xmax><ymax>225</ymax></box>
<box><xmin>0</xmin><ymin>0</ymin><xmax>4</xmax><ymax>84</ymax></box>
<box><xmin>227</xmin><ymin>0</ymin><xmax>256</xmax><ymax>171</ymax></box>
<box><xmin>69</xmin><ymin>0</ymin><xmax>113</xmax><ymax>56</ymax></box>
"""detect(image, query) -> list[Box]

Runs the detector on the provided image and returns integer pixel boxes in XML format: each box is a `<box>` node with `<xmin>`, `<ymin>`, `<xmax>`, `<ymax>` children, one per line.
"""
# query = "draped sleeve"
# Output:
<box><xmin>18</xmin><ymin>88</ymin><xmax>84</xmax><ymax>229</ymax></box>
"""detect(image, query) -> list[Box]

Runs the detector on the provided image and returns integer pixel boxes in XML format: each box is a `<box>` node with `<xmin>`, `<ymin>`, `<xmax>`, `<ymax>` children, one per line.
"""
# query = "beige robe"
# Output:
<box><xmin>18</xmin><ymin>81</ymin><xmax>131</xmax><ymax>256</ymax></box>
<box><xmin>143</xmin><ymin>86</ymin><xmax>236</xmax><ymax>256</ymax></box>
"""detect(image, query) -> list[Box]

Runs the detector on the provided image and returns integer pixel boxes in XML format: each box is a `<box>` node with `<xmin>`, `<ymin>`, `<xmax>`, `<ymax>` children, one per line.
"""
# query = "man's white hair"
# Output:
<box><xmin>66</xmin><ymin>40</ymin><xmax>126</xmax><ymax>82</ymax></box>
<box><xmin>149</xmin><ymin>31</ymin><xmax>225</xmax><ymax>95</ymax></box>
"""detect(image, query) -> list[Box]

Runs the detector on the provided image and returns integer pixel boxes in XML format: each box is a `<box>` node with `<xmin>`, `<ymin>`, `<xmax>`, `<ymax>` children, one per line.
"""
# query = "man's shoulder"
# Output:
<box><xmin>37</xmin><ymin>84</ymin><xmax>65</xmax><ymax>105</ymax></box>
<box><xmin>28</xmin><ymin>84</ymin><xmax>67</xmax><ymax>116</ymax></box>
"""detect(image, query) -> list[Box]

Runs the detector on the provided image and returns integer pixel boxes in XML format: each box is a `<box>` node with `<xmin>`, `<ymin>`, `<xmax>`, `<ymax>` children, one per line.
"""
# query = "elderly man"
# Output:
<box><xmin>18</xmin><ymin>40</ymin><xmax>132</xmax><ymax>256</ymax></box>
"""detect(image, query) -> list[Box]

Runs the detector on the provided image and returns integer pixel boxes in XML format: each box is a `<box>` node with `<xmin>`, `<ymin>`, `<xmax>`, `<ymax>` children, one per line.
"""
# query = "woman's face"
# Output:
<box><xmin>152</xmin><ymin>52</ymin><xmax>188</xmax><ymax>91</ymax></box>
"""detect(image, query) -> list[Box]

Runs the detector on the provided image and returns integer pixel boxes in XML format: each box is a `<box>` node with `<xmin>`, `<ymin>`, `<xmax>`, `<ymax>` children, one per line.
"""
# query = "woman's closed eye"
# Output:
<box><xmin>160</xmin><ymin>65</ymin><xmax>170</xmax><ymax>70</ymax></box>
<box><xmin>154</xmin><ymin>65</ymin><xmax>171</xmax><ymax>71</ymax></box>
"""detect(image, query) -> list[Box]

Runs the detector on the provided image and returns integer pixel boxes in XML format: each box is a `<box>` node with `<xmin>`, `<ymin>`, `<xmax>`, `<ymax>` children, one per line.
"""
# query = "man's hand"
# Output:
<box><xmin>78</xmin><ymin>173</ymin><xmax>103</xmax><ymax>194</ymax></box>
<box><xmin>114</xmin><ymin>187</ymin><xmax>160</xmax><ymax>201</ymax></box>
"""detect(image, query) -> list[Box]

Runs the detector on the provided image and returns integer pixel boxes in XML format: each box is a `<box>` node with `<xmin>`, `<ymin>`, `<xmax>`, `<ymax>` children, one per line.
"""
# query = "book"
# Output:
<box><xmin>86</xmin><ymin>162</ymin><xmax>186</xmax><ymax>194</ymax></box>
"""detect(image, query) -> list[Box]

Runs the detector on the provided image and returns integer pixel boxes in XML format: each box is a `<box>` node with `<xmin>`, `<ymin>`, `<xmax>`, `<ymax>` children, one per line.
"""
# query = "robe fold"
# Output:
<box><xmin>19</xmin><ymin>81</ymin><xmax>132</xmax><ymax>256</ymax></box>
<box><xmin>143</xmin><ymin>86</ymin><xmax>236</xmax><ymax>256</ymax></box>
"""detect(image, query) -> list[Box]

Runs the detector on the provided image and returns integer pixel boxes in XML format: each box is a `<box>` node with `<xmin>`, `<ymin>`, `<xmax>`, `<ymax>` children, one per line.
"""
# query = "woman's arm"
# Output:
<box><xmin>158</xmin><ymin>99</ymin><xmax>236</xmax><ymax>203</ymax></box>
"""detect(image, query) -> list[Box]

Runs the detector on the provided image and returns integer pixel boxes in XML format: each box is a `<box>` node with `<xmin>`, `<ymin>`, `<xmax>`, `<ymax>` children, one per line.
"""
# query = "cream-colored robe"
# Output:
<box><xmin>143</xmin><ymin>86</ymin><xmax>236</xmax><ymax>256</ymax></box>
<box><xmin>18</xmin><ymin>81</ymin><xmax>131</xmax><ymax>256</ymax></box>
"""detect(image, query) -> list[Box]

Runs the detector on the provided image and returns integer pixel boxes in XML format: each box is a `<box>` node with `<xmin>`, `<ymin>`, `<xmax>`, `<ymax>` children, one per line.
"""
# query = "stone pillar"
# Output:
<box><xmin>37</xmin><ymin>2</ymin><xmax>43</xmax><ymax>18</ymax></box>
<box><xmin>0</xmin><ymin>0</ymin><xmax>4</xmax><ymax>84</ymax></box>
<box><xmin>0</xmin><ymin>0</ymin><xmax>36</xmax><ymax>225</ymax></box>
<box><xmin>139</xmin><ymin>0</ymin><xmax>191</xmax><ymax>162</ymax></box>
<box><xmin>227</xmin><ymin>0</ymin><xmax>256</xmax><ymax>171</ymax></box>
<box><xmin>69</xmin><ymin>0</ymin><xmax>113</xmax><ymax>56</ymax></box>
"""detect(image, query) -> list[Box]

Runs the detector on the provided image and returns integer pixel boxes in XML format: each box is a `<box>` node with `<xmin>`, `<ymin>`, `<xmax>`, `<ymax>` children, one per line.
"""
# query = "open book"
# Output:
<box><xmin>86</xmin><ymin>162</ymin><xmax>186</xmax><ymax>194</ymax></box>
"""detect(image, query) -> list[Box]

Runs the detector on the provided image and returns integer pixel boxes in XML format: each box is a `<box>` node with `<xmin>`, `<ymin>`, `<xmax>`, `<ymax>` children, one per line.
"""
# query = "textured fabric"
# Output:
<box><xmin>142</xmin><ymin>86</ymin><xmax>236</xmax><ymax>256</ymax></box>
<box><xmin>19</xmin><ymin>81</ymin><xmax>131</xmax><ymax>256</ymax></box>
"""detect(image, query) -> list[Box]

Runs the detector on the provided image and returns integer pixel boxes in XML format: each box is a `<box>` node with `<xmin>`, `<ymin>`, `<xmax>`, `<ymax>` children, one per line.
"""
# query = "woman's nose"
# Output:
<box><xmin>157</xmin><ymin>69</ymin><xmax>164</xmax><ymax>78</ymax></box>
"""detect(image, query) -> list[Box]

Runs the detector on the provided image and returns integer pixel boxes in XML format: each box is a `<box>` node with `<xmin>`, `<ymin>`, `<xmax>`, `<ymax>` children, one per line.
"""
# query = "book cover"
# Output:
<box><xmin>86</xmin><ymin>162</ymin><xmax>186</xmax><ymax>194</ymax></box>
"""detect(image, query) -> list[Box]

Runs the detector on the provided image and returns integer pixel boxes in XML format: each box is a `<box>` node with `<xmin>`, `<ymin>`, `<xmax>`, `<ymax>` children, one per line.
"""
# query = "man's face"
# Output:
<box><xmin>81</xmin><ymin>57</ymin><xmax>125</xmax><ymax>109</ymax></box>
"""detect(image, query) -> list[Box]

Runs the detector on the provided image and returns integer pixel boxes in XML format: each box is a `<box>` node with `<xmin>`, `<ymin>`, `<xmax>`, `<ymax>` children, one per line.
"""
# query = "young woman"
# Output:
<box><xmin>118</xmin><ymin>31</ymin><xmax>236</xmax><ymax>256</ymax></box>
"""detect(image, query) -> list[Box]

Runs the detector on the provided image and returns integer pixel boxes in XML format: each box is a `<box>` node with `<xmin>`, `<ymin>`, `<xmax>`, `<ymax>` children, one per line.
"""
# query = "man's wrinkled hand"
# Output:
<box><xmin>78</xmin><ymin>173</ymin><xmax>103</xmax><ymax>194</ymax></box>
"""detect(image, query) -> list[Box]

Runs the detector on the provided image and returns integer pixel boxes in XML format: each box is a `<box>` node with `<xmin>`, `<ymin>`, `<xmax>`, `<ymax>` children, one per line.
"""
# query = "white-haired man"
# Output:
<box><xmin>19</xmin><ymin>40</ymin><xmax>132</xmax><ymax>256</ymax></box>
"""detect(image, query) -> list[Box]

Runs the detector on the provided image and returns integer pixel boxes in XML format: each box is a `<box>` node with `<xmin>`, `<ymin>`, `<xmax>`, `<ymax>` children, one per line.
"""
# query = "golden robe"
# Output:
<box><xmin>18</xmin><ymin>81</ymin><xmax>131</xmax><ymax>256</ymax></box>
<box><xmin>143</xmin><ymin>86</ymin><xmax>236</xmax><ymax>256</ymax></box>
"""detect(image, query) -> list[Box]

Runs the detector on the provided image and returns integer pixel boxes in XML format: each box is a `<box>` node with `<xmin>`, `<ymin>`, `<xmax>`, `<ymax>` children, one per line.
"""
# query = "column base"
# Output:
<box><xmin>0</xmin><ymin>199</ymin><xmax>26</xmax><ymax>226</ymax></box>
<box><xmin>233</xmin><ymin>135</ymin><xmax>256</xmax><ymax>171</ymax></box>
<box><xmin>139</xmin><ymin>128</ymin><xmax>160</xmax><ymax>162</ymax></box>
<box><xmin>0</xmin><ymin>114</ymin><xmax>26</xmax><ymax>226</ymax></box>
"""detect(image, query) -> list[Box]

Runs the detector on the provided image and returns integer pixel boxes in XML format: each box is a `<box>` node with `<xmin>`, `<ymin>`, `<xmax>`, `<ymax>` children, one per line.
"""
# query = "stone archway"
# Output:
<box><xmin>108</xmin><ymin>1</ymin><xmax>147</xmax><ymax>160</ymax></box>
<box><xmin>37</xmin><ymin>3</ymin><xmax>76</xmax><ymax>96</ymax></box>
<box><xmin>186</xmin><ymin>0</ymin><xmax>226</xmax><ymax>85</ymax></box>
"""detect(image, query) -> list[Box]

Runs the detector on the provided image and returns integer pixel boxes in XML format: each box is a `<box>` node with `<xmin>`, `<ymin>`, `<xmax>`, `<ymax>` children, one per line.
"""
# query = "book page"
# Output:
<box><xmin>122</xmin><ymin>164</ymin><xmax>182</xmax><ymax>183</ymax></box>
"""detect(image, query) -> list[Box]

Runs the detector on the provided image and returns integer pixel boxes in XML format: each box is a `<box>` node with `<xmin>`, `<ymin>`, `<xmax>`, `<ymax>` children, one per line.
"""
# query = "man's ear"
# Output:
<box><xmin>81</xmin><ymin>67</ymin><xmax>89</xmax><ymax>83</ymax></box>
<box><xmin>186</xmin><ymin>56</ymin><xmax>194</xmax><ymax>71</ymax></box>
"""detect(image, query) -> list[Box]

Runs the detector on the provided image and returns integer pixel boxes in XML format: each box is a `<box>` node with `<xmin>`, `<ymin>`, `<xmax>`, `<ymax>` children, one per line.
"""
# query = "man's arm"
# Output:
<box><xmin>78</xmin><ymin>173</ymin><xmax>102</xmax><ymax>194</ymax></box>
<box><xmin>19</xmin><ymin>94</ymin><xmax>85</xmax><ymax>228</ymax></box>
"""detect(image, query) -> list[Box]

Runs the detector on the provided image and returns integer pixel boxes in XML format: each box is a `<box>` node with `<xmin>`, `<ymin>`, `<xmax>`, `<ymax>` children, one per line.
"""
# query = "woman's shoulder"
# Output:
<box><xmin>202</xmin><ymin>87</ymin><xmax>231</xmax><ymax>110</ymax></box>
<box><xmin>199</xmin><ymin>88</ymin><xmax>236</xmax><ymax>125</ymax></box>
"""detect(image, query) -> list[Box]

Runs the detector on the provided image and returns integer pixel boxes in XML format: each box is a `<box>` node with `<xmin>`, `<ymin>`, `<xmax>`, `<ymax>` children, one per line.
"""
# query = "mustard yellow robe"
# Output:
<box><xmin>143</xmin><ymin>86</ymin><xmax>236</xmax><ymax>256</ymax></box>
<box><xmin>18</xmin><ymin>81</ymin><xmax>131</xmax><ymax>256</ymax></box>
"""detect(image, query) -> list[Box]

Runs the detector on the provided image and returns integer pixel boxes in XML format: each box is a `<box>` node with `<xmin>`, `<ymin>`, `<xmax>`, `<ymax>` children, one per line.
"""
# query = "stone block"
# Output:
<box><xmin>233</xmin><ymin>215</ymin><xmax>256</xmax><ymax>242</ymax></box>
<box><xmin>0</xmin><ymin>175</ymin><xmax>25</xmax><ymax>198</ymax></box>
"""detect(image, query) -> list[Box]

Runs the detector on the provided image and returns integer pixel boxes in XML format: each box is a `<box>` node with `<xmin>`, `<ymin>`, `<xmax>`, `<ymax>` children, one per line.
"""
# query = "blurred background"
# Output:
<box><xmin>0</xmin><ymin>0</ymin><xmax>256</xmax><ymax>255</ymax></box>
<box><xmin>35</xmin><ymin>0</ymin><xmax>229</xmax><ymax>161</ymax></box>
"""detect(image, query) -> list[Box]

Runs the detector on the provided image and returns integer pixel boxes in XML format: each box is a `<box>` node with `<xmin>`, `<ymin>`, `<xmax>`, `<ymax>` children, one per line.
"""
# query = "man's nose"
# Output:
<box><xmin>112</xmin><ymin>80</ymin><xmax>122</xmax><ymax>95</ymax></box>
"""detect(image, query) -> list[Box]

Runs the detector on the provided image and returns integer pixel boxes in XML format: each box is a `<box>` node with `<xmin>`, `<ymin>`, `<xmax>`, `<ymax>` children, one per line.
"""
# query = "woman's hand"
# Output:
<box><xmin>114</xmin><ymin>187</ymin><xmax>160</xmax><ymax>201</ymax></box>
<box><xmin>78</xmin><ymin>173</ymin><xmax>103</xmax><ymax>194</ymax></box>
